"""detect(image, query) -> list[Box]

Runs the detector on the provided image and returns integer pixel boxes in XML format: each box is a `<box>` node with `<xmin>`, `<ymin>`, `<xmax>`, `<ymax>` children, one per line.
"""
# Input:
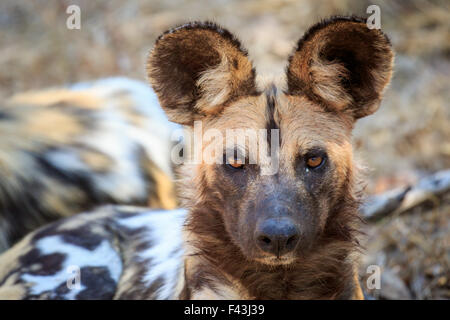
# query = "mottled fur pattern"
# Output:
<box><xmin>0</xmin><ymin>78</ymin><xmax>179</xmax><ymax>252</ymax></box>
<box><xmin>0</xmin><ymin>206</ymin><xmax>186</xmax><ymax>300</ymax></box>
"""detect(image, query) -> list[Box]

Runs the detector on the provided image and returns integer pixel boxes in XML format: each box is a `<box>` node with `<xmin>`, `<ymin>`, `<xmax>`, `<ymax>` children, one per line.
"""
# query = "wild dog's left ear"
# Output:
<box><xmin>286</xmin><ymin>16</ymin><xmax>394</xmax><ymax>119</ymax></box>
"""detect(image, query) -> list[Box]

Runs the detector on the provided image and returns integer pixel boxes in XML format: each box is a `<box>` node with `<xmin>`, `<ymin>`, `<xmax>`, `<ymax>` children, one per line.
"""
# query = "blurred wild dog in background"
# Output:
<box><xmin>0</xmin><ymin>78</ymin><xmax>179</xmax><ymax>252</ymax></box>
<box><xmin>0</xmin><ymin>16</ymin><xmax>393</xmax><ymax>299</ymax></box>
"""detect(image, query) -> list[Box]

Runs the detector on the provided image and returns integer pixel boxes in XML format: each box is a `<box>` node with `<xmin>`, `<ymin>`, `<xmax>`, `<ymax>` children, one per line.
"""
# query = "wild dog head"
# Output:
<box><xmin>147</xmin><ymin>18</ymin><xmax>393</xmax><ymax>267</ymax></box>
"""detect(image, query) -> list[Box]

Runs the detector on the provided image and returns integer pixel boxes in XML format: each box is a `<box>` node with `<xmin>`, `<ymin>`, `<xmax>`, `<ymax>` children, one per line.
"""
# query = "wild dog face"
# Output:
<box><xmin>148</xmin><ymin>18</ymin><xmax>393</xmax><ymax>268</ymax></box>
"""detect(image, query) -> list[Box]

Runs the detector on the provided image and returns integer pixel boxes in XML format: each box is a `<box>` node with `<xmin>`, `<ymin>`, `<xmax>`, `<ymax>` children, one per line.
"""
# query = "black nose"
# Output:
<box><xmin>256</xmin><ymin>218</ymin><xmax>300</xmax><ymax>257</ymax></box>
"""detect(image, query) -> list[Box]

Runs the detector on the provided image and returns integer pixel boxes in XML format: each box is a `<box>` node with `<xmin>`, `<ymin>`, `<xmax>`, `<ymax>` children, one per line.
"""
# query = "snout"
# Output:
<box><xmin>255</xmin><ymin>218</ymin><xmax>300</xmax><ymax>257</ymax></box>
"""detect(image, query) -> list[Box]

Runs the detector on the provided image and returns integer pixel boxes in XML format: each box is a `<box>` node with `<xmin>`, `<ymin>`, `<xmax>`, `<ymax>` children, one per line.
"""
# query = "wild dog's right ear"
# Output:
<box><xmin>147</xmin><ymin>22</ymin><xmax>258</xmax><ymax>126</ymax></box>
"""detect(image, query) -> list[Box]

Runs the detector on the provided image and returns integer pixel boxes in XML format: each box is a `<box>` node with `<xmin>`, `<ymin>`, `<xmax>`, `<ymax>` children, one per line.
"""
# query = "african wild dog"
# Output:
<box><xmin>0</xmin><ymin>78</ymin><xmax>179</xmax><ymax>252</ymax></box>
<box><xmin>0</xmin><ymin>16</ymin><xmax>393</xmax><ymax>299</ymax></box>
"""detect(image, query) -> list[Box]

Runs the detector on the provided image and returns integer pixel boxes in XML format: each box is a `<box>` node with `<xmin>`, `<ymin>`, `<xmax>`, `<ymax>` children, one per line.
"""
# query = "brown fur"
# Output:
<box><xmin>148</xmin><ymin>17</ymin><xmax>394</xmax><ymax>299</ymax></box>
<box><xmin>286</xmin><ymin>16</ymin><xmax>394</xmax><ymax>119</ymax></box>
<box><xmin>147</xmin><ymin>21</ymin><xmax>258</xmax><ymax>125</ymax></box>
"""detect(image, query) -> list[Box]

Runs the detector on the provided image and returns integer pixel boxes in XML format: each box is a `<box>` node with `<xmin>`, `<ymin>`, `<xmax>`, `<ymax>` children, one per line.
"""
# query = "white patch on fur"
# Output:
<box><xmin>71</xmin><ymin>77</ymin><xmax>181</xmax><ymax>178</ymax></box>
<box><xmin>72</xmin><ymin>78</ymin><xmax>180</xmax><ymax>201</ymax></box>
<box><xmin>21</xmin><ymin>235</ymin><xmax>122</xmax><ymax>299</ymax></box>
<box><xmin>45</xmin><ymin>148</ymin><xmax>89</xmax><ymax>172</ymax></box>
<box><xmin>196</xmin><ymin>55</ymin><xmax>232</xmax><ymax>113</ymax></box>
<box><xmin>79</xmin><ymin>112</ymin><xmax>148</xmax><ymax>201</ymax></box>
<box><xmin>117</xmin><ymin>208</ymin><xmax>187</xmax><ymax>299</ymax></box>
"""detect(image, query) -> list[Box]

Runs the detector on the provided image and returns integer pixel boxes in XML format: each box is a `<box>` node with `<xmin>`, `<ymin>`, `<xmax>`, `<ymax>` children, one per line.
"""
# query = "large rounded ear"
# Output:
<box><xmin>147</xmin><ymin>22</ymin><xmax>258</xmax><ymax>126</ymax></box>
<box><xmin>286</xmin><ymin>16</ymin><xmax>394</xmax><ymax>119</ymax></box>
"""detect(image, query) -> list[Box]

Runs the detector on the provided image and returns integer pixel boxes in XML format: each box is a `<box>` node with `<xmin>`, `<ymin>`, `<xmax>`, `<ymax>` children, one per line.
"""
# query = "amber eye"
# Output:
<box><xmin>306</xmin><ymin>156</ymin><xmax>324</xmax><ymax>169</ymax></box>
<box><xmin>227</xmin><ymin>158</ymin><xmax>244</xmax><ymax>169</ymax></box>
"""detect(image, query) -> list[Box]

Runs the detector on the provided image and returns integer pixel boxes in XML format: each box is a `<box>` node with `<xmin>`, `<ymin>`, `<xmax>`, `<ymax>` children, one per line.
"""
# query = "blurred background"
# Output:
<box><xmin>0</xmin><ymin>0</ymin><xmax>448</xmax><ymax>299</ymax></box>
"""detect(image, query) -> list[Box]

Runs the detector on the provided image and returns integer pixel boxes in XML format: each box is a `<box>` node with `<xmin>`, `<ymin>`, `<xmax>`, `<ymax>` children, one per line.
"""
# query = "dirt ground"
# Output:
<box><xmin>0</xmin><ymin>0</ymin><xmax>448</xmax><ymax>299</ymax></box>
